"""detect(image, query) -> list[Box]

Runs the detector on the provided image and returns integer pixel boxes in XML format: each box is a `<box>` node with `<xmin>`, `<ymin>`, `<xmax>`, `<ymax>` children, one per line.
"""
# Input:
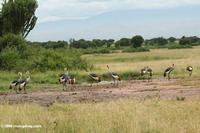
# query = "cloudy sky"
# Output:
<box><xmin>1</xmin><ymin>0</ymin><xmax>200</xmax><ymax>41</ymax></box>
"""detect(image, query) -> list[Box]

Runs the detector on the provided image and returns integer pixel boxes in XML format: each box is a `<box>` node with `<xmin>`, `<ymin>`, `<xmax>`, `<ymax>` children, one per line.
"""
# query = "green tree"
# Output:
<box><xmin>105</xmin><ymin>39</ymin><xmax>114</xmax><ymax>48</ymax></box>
<box><xmin>148</xmin><ymin>37</ymin><xmax>168</xmax><ymax>46</ymax></box>
<box><xmin>1</xmin><ymin>0</ymin><xmax>38</xmax><ymax>38</ymax></box>
<box><xmin>179</xmin><ymin>36</ymin><xmax>191</xmax><ymax>46</ymax></box>
<box><xmin>131</xmin><ymin>35</ymin><xmax>144</xmax><ymax>48</ymax></box>
<box><xmin>168</xmin><ymin>37</ymin><xmax>176</xmax><ymax>43</ymax></box>
<box><xmin>115</xmin><ymin>38</ymin><xmax>131</xmax><ymax>47</ymax></box>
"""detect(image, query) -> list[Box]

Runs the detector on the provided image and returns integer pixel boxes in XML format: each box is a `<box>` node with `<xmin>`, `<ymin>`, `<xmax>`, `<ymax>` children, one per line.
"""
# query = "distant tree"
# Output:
<box><xmin>188</xmin><ymin>36</ymin><xmax>200</xmax><ymax>44</ymax></box>
<box><xmin>148</xmin><ymin>37</ymin><xmax>168</xmax><ymax>46</ymax></box>
<box><xmin>92</xmin><ymin>39</ymin><xmax>105</xmax><ymax>47</ymax></box>
<box><xmin>105</xmin><ymin>39</ymin><xmax>114</xmax><ymax>48</ymax></box>
<box><xmin>131</xmin><ymin>35</ymin><xmax>144</xmax><ymax>48</ymax></box>
<box><xmin>71</xmin><ymin>39</ymin><xmax>90</xmax><ymax>49</ymax></box>
<box><xmin>69</xmin><ymin>38</ymin><xmax>75</xmax><ymax>48</ymax></box>
<box><xmin>1</xmin><ymin>0</ymin><xmax>38</xmax><ymax>38</ymax></box>
<box><xmin>179</xmin><ymin>36</ymin><xmax>191</xmax><ymax>46</ymax></box>
<box><xmin>168</xmin><ymin>37</ymin><xmax>176</xmax><ymax>43</ymax></box>
<box><xmin>115</xmin><ymin>38</ymin><xmax>131</xmax><ymax>47</ymax></box>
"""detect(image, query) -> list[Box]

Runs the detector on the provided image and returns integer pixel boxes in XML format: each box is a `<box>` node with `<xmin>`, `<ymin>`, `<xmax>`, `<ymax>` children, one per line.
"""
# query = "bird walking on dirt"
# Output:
<box><xmin>164</xmin><ymin>64</ymin><xmax>175</xmax><ymax>80</ymax></box>
<box><xmin>107</xmin><ymin>65</ymin><xmax>121</xmax><ymax>86</ymax></box>
<box><xmin>18</xmin><ymin>71</ymin><xmax>31</xmax><ymax>94</ymax></box>
<box><xmin>186</xmin><ymin>65</ymin><xmax>193</xmax><ymax>77</ymax></box>
<box><xmin>86</xmin><ymin>69</ymin><xmax>101</xmax><ymax>87</ymax></box>
<box><xmin>9</xmin><ymin>72</ymin><xmax>22</xmax><ymax>94</ymax></box>
<box><xmin>141</xmin><ymin>66</ymin><xmax>153</xmax><ymax>82</ymax></box>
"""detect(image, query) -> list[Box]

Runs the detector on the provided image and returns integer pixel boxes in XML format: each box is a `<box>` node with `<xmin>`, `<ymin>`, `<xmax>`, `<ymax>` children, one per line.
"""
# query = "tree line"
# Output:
<box><xmin>31</xmin><ymin>35</ymin><xmax>200</xmax><ymax>49</ymax></box>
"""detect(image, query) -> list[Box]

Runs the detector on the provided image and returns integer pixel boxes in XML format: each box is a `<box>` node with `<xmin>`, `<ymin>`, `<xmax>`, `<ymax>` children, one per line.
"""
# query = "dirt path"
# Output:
<box><xmin>0</xmin><ymin>79</ymin><xmax>200</xmax><ymax>106</ymax></box>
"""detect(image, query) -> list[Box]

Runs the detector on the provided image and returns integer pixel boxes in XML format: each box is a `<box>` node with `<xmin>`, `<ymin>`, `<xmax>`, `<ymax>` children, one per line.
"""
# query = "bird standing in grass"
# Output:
<box><xmin>9</xmin><ymin>72</ymin><xmax>22</xmax><ymax>94</ymax></box>
<box><xmin>141</xmin><ymin>66</ymin><xmax>153</xmax><ymax>82</ymax></box>
<box><xmin>107</xmin><ymin>65</ymin><xmax>121</xmax><ymax>86</ymax></box>
<box><xmin>186</xmin><ymin>66</ymin><xmax>193</xmax><ymax>77</ymax></box>
<box><xmin>164</xmin><ymin>64</ymin><xmax>175</xmax><ymax>80</ymax></box>
<box><xmin>18</xmin><ymin>71</ymin><xmax>31</xmax><ymax>94</ymax></box>
<box><xmin>59</xmin><ymin>68</ymin><xmax>75</xmax><ymax>91</ymax></box>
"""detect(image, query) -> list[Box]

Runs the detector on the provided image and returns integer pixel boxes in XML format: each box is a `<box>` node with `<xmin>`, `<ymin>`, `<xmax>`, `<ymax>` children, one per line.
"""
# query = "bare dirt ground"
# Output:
<box><xmin>0</xmin><ymin>79</ymin><xmax>200</xmax><ymax>106</ymax></box>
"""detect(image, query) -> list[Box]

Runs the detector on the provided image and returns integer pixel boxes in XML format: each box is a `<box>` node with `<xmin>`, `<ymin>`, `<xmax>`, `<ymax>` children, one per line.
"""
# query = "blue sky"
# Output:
<box><xmin>1</xmin><ymin>0</ymin><xmax>200</xmax><ymax>41</ymax></box>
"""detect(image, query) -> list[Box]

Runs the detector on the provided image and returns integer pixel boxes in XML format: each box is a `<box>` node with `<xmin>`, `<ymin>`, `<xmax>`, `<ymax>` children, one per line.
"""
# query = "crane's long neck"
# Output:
<box><xmin>26</xmin><ymin>75</ymin><xmax>31</xmax><ymax>82</ymax></box>
<box><xmin>107</xmin><ymin>68</ymin><xmax>112</xmax><ymax>74</ymax></box>
<box><xmin>18</xmin><ymin>75</ymin><xmax>22</xmax><ymax>81</ymax></box>
<box><xmin>64</xmin><ymin>71</ymin><xmax>69</xmax><ymax>75</ymax></box>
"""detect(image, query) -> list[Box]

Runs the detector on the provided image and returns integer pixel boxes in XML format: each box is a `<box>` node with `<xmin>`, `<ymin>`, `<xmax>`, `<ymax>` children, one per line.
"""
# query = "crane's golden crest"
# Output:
<box><xmin>26</xmin><ymin>71</ymin><xmax>30</xmax><ymax>75</ymax></box>
<box><xmin>18</xmin><ymin>72</ymin><xmax>22</xmax><ymax>77</ymax></box>
<box><xmin>64</xmin><ymin>67</ymin><xmax>68</xmax><ymax>71</ymax></box>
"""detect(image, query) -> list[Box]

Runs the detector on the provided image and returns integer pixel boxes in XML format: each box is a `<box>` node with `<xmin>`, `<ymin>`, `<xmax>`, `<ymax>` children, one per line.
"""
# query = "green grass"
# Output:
<box><xmin>1</xmin><ymin>99</ymin><xmax>200</xmax><ymax>132</ymax></box>
<box><xmin>1</xmin><ymin>46</ymin><xmax>200</xmax><ymax>92</ymax></box>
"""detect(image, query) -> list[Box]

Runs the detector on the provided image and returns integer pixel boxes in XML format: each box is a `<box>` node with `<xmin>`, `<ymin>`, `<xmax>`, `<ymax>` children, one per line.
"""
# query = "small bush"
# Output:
<box><xmin>82</xmin><ymin>48</ymin><xmax>111</xmax><ymax>54</ymax></box>
<box><xmin>0</xmin><ymin>48</ymin><xmax>21</xmax><ymax>71</ymax></box>
<box><xmin>122</xmin><ymin>47</ymin><xmax>150</xmax><ymax>53</ymax></box>
<box><xmin>0</xmin><ymin>33</ymin><xmax>26</xmax><ymax>53</ymax></box>
<box><xmin>167</xmin><ymin>44</ymin><xmax>192</xmax><ymax>49</ymax></box>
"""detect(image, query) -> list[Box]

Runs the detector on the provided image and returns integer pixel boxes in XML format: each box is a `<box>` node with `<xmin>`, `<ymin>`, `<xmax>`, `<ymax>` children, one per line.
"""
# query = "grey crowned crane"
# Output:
<box><xmin>18</xmin><ymin>71</ymin><xmax>31</xmax><ymax>94</ymax></box>
<box><xmin>59</xmin><ymin>74</ymin><xmax>70</xmax><ymax>91</ymax></box>
<box><xmin>164</xmin><ymin>64</ymin><xmax>175</xmax><ymax>80</ymax></box>
<box><xmin>87</xmin><ymin>71</ymin><xmax>101</xmax><ymax>86</ymax></box>
<box><xmin>186</xmin><ymin>66</ymin><xmax>193</xmax><ymax>77</ymax></box>
<box><xmin>9</xmin><ymin>72</ymin><xmax>22</xmax><ymax>94</ymax></box>
<box><xmin>141</xmin><ymin>66</ymin><xmax>153</xmax><ymax>82</ymax></box>
<box><xmin>59</xmin><ymin>68</ymin><xmax>76</xmax><ymax>91</ymax></box>
<box><xmin>107</xmin><ymin>65</ymin><xmax>121</xmax><ymax>86</ymax></box>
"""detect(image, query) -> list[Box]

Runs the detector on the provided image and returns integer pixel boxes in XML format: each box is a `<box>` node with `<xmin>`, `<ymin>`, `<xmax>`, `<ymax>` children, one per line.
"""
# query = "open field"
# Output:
<box><xmin>1</xmin><ymin>97</ymin><xmax>200</xmax><ymax>132</ymax></box>
<box><xmin>1</xmin><ymin>46</ymin><xmax>200</xmax><ymax>93</ymax></box>
<box><xmin>83</xmin><ymin>46</ymin><xmax>200</xmax><ymax>76</ymax></box>
<box><xmin>0</xmin><ymin>47</ymin><xmax>200</xmax><ymax>132</ymax></box>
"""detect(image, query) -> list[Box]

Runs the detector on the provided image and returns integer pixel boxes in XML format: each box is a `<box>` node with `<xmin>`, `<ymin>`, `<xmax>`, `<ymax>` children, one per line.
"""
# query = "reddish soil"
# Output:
<box><xmin>0</xmin><ymin>79</ymin><xmax>200</xmax><ymax>106</ymax></box>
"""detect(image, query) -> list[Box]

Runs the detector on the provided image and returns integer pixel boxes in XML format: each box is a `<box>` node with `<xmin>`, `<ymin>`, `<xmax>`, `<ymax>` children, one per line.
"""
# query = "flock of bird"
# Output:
<box><xmin>9</xmin><ymin>64</ymin><xmax>193</xmax><ymax>94</ymax></box>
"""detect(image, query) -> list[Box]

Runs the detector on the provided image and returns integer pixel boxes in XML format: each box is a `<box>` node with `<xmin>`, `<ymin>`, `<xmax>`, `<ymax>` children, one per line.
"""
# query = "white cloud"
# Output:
<box><xmin>36</xmin><ymin>0</ymin><xmax>200</xmax><ymax>23</ymax></box>
<box><xmin>1</xmin><ymin>0</ymin><xmax>200</xmax><ymax>22</ymax></box>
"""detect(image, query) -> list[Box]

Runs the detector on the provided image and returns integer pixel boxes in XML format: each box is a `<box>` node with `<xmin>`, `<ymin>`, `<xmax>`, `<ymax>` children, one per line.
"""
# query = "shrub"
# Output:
<box><xmin>122</xmin><ymin>47</ymin><xmax>150</xmax><ymax>53</ymax></box>
<box><xmin>31</xmin><ymin>49</ymin><xmax>91</xmax><ymax>71</ymax></box>
<box><xmin>82</xmin><ymin>48</ymin><xmax>111</xmax><ymax>54</ymax></box>
<box><xmin>179</xmin><ymin>36</ymin><xmax>192</xmax><ymax>46</ymax></box>
<box><xmin>167</xmin><ymin>44</ymin><xmax>192</xmax><ymax>49</ymax></box>
<box><xmin>0</xmin><ymin>48</ymin><xmax>21</xmax><ymax>71</ymax></box>
<box><xmin>0</xmin><ymin>33</ymin><xmax>26</xmax><ymax>53</ymax></box>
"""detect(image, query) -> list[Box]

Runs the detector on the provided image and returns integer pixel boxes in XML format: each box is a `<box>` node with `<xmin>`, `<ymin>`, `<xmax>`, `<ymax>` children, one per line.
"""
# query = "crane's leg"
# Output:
<box><xmin>65</xmin><ymin>82</ymin><xmax>68</xmax><ymax>91</ymax></box>
<box><xmin>189</xmin><ymin>71</ymin><xmax>192</xmax><ymax>77</ymax></box>
<box><xmin>113</xmin><ymin>79</ymin><xmax>116</xmax><ymax>86</ymax></box>
<box><xmin>15</xmin><ymin>86</ymin><xmax>19</xmax><ymax>94</ymax></box>
<box><xmin>168</xmin><ymin>73</ymin><xmax>171</xmax><ymax>81</ymax></box>
<box><xmin>90</xmin><ymin>81</ymin><xmax>93</xmax><ymax>87</ymax></box>
<box><xmin>24</xmin><ymin>85</ymin><xmax>27</xmax><ymax>94</ymax></box>
<box><xmin>63</xmin><ymin>83</ymin><xmax>65</xmax><ymax>91</ymax></box>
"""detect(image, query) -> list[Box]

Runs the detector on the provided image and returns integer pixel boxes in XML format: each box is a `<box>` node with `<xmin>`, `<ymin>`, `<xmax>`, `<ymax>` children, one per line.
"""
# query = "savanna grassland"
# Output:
<box><xmin>1</xmin><ymin>46</ymin><xmax>200</xmax><ymax>93</ymax></box>
<box><xmin>83</xmin><ymin>46</ymin><xmax>200</xmax><ymax>77</ymax></box>
<box><xmin>1</xmin><ymin>47</ymin><xmax>200</xmax><ymax>132</ymax></box>
<box><xmin>1</xmin><ymin>99</ymin><xmax>200</xmax><ymax>133</ymax></box>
